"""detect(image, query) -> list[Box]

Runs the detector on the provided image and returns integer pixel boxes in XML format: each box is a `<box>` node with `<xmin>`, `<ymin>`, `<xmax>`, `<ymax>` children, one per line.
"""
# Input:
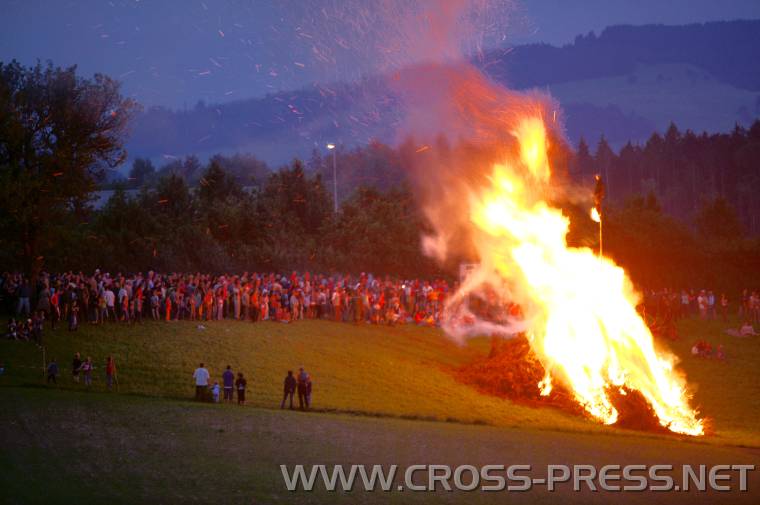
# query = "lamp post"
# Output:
<box><xmin>327</xmin><ymin>143</ymin><xmax>337</xmax><ymax>214</ymax></box>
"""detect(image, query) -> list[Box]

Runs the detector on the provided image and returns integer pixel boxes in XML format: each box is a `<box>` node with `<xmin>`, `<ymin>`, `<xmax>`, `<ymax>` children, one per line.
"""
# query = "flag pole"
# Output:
<box><xmin>594</xmin><ymin>174</ymin><xmax>605</xmax><ymax>259</ymax></box>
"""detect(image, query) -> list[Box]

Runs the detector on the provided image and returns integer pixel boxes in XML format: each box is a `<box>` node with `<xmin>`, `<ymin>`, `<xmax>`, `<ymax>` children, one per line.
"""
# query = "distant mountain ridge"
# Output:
<box><xmin>489</xmin><ymin>20</ymin><xmax>760</xmax><ymax>91</ymax></box>
<box><xmin>126</xmin><ymin>19</ymin><xmax>760</xmax><ymax>167</ymax></box>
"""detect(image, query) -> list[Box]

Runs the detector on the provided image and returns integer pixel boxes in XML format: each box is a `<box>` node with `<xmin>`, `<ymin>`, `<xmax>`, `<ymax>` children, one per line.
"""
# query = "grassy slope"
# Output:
<box><xmin>0</xmin><ymin>315</ymin><xmax>758</xmax><ymax>447</ymax></box>
<box><xmin>2</xmin><ymin>387</ymin><xmax>758</xmax><ymax>505</ymax></box>
<box><xmin>548</xmin><ymin>63</ymin><xmax>758</xmax><ymax>135</ymax></box>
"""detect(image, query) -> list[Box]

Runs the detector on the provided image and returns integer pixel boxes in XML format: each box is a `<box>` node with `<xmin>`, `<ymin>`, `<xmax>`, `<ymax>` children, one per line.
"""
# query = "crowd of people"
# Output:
<box><xmin>4</xmin><ymin>271</ymin><xmax>760</xmax><ymax>339</ymax></box>
<box><xmin>1</xmin><ymin>270</ymin><xmax>452</xmax><ymax>331</ymax></box>
<box><xmin>4</xmin><ymin>270</ymin><xmax>760</xmax><ymax>345</ymax></box>
<box><xmin>641</xmin><ymin>288</ymin><xmax>747</xmax><ymax>323</ymax></box>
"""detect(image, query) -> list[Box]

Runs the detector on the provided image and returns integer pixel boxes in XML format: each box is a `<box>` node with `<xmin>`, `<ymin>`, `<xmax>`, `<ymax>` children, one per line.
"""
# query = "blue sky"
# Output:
<box><xmin>2</xmin><ymin>0</ymin><xmax>759</xmax><ymax>108</ymax></box>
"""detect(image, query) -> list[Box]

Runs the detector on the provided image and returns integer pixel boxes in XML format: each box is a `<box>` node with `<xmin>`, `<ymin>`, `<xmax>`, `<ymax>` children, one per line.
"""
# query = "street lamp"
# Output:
<box><xmin>327</xmin><ymin>143</ymin><xmax>337</xmax><ymax>214</ymax></box>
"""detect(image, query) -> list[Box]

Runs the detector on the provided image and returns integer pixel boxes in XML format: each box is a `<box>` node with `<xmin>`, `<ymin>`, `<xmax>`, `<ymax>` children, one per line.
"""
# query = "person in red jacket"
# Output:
<box><xmin>105</xmin><ymin>356</ymin><xmax>117</xmax><ymax>391</ymax></box>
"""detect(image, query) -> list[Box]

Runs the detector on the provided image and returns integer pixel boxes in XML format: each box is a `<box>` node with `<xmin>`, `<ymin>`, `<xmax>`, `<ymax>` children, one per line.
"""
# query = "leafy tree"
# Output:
<box><xmin>571</xmin><ymin>137</ymin><xmax>594</xmax><ymax>182</ymax></box>
<box><xmin>594</xmin><ymin>136</ymin><xmax>616</xmax><ymax>199</ymax></box>
<box><xmin>209</xmin><ymin>153</ymin><xmax>269</xmax><ymax>187</ymax></box>
<box><xmin>0</xmin><ymin>60</ymin><xmax>137</xmax><ymax>280</ymax></box>
<box><xmin>88</xmin><ymin>187</ymin><xmax>159</xmax><ymax>271</ymax></box>
<box><xmin>257</xmin><ymin>159</ymin><xmax>331</xmax><ymax>270</ymax></box>
<box><xmin>197</xmin><ymin>160</ymin><xmax>260</xmax><ymax>261</ymax></box>
<box><xmin>696</xmin><ymin>197</ymin><xmax>743</xmax><ymax>241</ymax></box>
<box><xmin>605</xmin><ymin>192</ymin><xmax>702</xmax><ymax>287</ymax></box>
<box><xmin>326</xmin><ymin>186</ymin><xmax>435</xmax><ymax>277</ymax></box>
<box><xmin>128</xmin><ymin>158</ymin><xmax>156</xmax><ymax>188</ymax></box>
<box><xmin>197</xmin><ymin>159</ymin><xmax>244</xmax><ymax>206</ymax></box>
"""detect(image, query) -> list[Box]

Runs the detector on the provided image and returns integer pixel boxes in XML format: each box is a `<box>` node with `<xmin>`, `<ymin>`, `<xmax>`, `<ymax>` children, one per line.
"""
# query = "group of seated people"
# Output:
<box><xmin>691</xmin><ymin>340</ymin><xmax>726</xmax><ymax>360</ymax></box>
<box><xmin>6</xmin><ymin>315</ymin><xmax>44</xmax><ymax>343</ymax></box>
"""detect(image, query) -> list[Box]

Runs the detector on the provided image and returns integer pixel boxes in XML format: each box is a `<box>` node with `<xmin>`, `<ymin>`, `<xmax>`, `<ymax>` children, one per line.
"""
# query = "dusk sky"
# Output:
<box><xmin>2</xmin><ymin>0</ymin><xmax>759</xmax><ymax>108</ymax></box>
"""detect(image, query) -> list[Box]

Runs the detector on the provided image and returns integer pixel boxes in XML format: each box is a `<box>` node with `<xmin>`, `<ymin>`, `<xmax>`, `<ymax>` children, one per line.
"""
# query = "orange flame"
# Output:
<box><xmin>456</xmin><ymin>117</ymin><xmax>703</xmax><ymax>436</ymax></box>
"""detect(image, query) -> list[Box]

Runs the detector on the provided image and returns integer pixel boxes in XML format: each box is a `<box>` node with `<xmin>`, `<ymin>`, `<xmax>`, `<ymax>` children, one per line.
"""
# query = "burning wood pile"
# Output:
<box><xmin>455</xmin><ymin>335</ymin><xmax>693</xmax><ymax>434</ymax></box>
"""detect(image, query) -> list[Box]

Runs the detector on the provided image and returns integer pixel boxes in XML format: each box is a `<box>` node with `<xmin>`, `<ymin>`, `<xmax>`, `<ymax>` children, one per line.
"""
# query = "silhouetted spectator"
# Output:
<box><xmin>297</xmin><ymin>367</ymin><xmax>309</xmax><ymax>410</ymax></box>
<box><xmin>235</xmin><ymin>372</ymin><xmax>247</xmax><ymax>405</ymax></box>
<box><xmin>281</xmin><ymin>370</ymin><xmax>296</xmax><ymax>409</ymax></box>
<box><xmin>72</xmin><ymin>352</ymin><xmax>82</xmax><ymax>383</ymax></box>
<box><xmin>222</xmin><ymin>365</ymin><xmax>235</xmax><ymax>403</ymax></box>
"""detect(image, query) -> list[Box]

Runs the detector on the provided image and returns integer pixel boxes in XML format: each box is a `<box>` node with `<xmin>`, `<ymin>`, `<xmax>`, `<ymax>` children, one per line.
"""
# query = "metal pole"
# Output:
<box><xmin>332</xmin><ymin>148</ymin><xmax>338</xmax><ymax>214</ymax></box>
<box><xmin>593</xmin><ymin>173</ymin><xmax>605</xmax><ymax>260</ymax></box>
<box><xmin>598</xmin><ymin>214</ymin><xmax>603</xmax><ymax>259</ymax></box>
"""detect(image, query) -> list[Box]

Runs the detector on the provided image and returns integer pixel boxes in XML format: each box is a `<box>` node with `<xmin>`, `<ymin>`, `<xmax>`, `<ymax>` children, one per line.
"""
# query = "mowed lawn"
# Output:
<box><xmin>1</xmin><ymin>315</ymin><xmax>759</xmax><ymax>446</ymax></box>
<box><xmin>2</xmin><ymin>387</ymin><xmax>759</xmax><ymax>505</ymax></box>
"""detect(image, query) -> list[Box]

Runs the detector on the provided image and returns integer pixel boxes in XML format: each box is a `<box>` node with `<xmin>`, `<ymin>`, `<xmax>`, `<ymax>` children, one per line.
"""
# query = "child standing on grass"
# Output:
<box><xmin>46</xmin><ymin>358</ymin><xmax>58</xmax><ymax>384</ymax></box>
<box><xmin>211</xmin><ymin>381</ymin><xmax>220</xmax><ymax>403</ymax></box>
<box><xmin>81</xmin><ymin>357</ymin><xmax>93</xmax><ymax>387</ymax></box>
<box><xmin>150</xmin><ymin>291</ymin><xmax>159</xmax><ymax>320</ymax></box>
<box><xmin>235</xmin><ymin>372</ymin><xmax>247</xmax><ymax>405</ymax></box>
<box><xmin>68</xmin><ymin>300</ymin><xmax>79</xmax><ymax>331</ymax></box>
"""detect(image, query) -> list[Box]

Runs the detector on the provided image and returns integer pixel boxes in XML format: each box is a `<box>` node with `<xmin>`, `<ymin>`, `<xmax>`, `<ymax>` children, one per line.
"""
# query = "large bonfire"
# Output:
<box><xmin>420</xmin><ymin>110</ymin><xmax>704</xmax><ymax>436</ymax></box>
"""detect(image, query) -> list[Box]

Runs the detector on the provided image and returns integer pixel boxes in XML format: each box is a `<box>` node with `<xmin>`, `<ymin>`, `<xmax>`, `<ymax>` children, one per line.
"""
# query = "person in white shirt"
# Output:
<box><xmin>104</xmin><ymin>288</ymin><xmax>116</xmax><ymax>322</ymax></box>
<box><xmin>193</xmin><ymin>363</ymin><xmax>210</xmax><ymax>401</ymax></box>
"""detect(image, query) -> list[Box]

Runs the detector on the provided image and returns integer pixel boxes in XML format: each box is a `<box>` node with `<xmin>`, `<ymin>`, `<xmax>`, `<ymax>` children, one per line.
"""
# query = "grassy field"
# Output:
<box><xmin>2</xmin><ymin>386</ymin><xmax>759</xmax><ymax>505</ymax></box>
<box><xmin>1</xmin><ymin>314</ymin><xmax>758</xmax><ymax>447</ymax></box>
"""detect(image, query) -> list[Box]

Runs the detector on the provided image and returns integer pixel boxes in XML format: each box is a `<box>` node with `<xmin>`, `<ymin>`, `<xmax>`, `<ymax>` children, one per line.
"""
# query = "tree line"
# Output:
<box><xmin>573</xmin><ymin>121</ymin><xmax>760</xmax><ymax>236</ymax></box>
<box><xmin>2</xmin><ymin>60</ymin><xmax>759</xmax><ymax>292</ymax></box>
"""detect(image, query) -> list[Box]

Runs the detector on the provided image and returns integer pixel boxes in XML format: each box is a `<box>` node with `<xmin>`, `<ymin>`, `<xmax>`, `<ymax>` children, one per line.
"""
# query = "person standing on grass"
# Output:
<box><xmin>193</xmin><ymin>363</ymin><xmax>210</xmax><ymax>401</ymax></box>
<box><xmin>16</xmin><ymin>278</ymin><xmax>31</xmax><ymax>317</ymax></box>
<box><xmin>235</xmin><ymin>372</ymin><xmax>247</xmax><ymax>405</ymax></box>
<box><xmin>72</xmin><ymin>352</ymin><xmax>82</xmax><ymax>383</ymax></box>
<box><xmin>104</xmin><ymin>286</ymin><xmax>116</xmax><ymax>322</ymax></box>
<box><xmin>720</xmin><ymin>293</ymin><xmax>729</xmax><ymax>322</ymax></box>
<box><xmin>68</xmin><ymin>299</ymin><xmax>79</xmax><ymax>331</ymax></box>
<box><xmin>105</xmin><ymin>356</ymin><xmax>117</xmax><ymax>391</ymax></box>
<box><xmin>305</xmin><ymin>374</ymin><xmax>313</xmax><ymax>409</ymax></box>
<box><xmin>46</xmin><ymin>358</ymin><xmax>58</xmax><ymax>384</ymax></box>
<box><xmin>281</xmin><ymin>370</ymin><xmax>296</xmax><ymax>409</ymax></box>
<box><xmin>222</xmin><ymin>365</ymin><xmax>235</xmax><ymax>403</ymax></box>
<box><xmin>81</xmin><ymin>357</ymin><xmax>93</xmax><ymax>387</ymax></box>
<box><xmin>50</xmin><ymin>289</ymin><xmax>60</xmax><ymax>330</ymax></box>
<box><xmin>297</xmin><ymin>367</ymin><xmax>309</xmax><ymax>410</ymax></box>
